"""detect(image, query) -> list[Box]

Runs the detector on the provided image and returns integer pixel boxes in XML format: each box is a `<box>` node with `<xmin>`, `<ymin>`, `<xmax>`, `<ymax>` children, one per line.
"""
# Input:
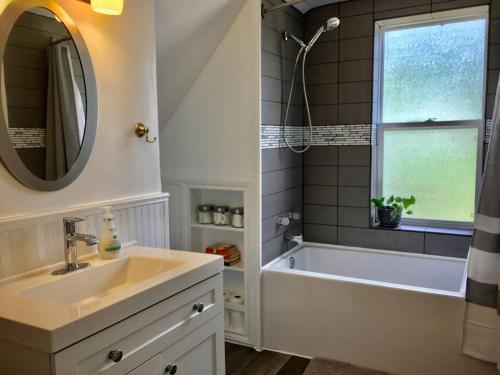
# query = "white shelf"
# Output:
<box><xmin>225</xmin><ymin>327</ymin><xmax>246</xmax><ymax>336</ymax></box>
<box><xmin>224</xmin><ymin>302</ymin><xmax>245</xmax><ymax>312</ymax></box>
<box><xmin>225</xmin><ymin>331</ymin><xmax>249</xmax><ymax>345</ymax></box>
<box><xmin>188</xmin><ymin>184</ymin><xmax>251</xmax><ymax>347</ymax></box>
<box><xmin>191</xmin><ymin>223</ymin><xmax>244</xmax><ymax>233</ymax></box>
<box><xmin>224</xmin><ymin>260</ymin><xmax>244</xmax><ymax>272</ymax></box>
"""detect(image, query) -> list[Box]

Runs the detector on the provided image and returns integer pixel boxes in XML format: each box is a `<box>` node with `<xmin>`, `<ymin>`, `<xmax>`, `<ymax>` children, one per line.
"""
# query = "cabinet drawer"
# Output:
<box><xmin>127</xmin><ymin>315</ymin><xmax>225</xmax><ymax>375</ymax></box>
<box><xmin>53</xmin><ymin>274</ymin><xmax>223</xmax><ymax>375</ymax></box>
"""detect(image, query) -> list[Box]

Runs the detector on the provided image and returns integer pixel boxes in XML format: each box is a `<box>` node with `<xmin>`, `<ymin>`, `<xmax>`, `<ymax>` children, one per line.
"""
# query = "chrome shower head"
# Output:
<box><xmin>325</xmin><ymin>17</ymin><xmax>340</xmax><ymax>31</ymax></box>
<box><xmin>305</xmin><ymin>17</ymin><xmax>340</xmax><ymax>52</ymax></box>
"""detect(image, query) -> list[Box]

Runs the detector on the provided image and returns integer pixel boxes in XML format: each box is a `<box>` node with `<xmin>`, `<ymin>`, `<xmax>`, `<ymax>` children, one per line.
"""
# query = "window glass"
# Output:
<box><xmin>382</xmin><ymin>19</ymin><xmax>486</xmax><ymax>123</ymax></box>
<box><xmin>382</xmin><ymin>127</ymin><xmax>478</xmax><ymax>222</ymax></box>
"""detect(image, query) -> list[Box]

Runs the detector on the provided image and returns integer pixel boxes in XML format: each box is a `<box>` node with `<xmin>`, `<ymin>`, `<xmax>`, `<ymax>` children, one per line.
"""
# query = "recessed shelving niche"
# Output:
<box><xmin>187</xmin><ymin>184</ymin><xmax>249</xmax><ymax>344</ymax></box>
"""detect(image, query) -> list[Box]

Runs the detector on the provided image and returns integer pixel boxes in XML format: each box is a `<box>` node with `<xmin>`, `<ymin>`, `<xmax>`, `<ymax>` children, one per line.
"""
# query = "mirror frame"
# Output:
<box><xmin>0</xmin><ymin>0</ymin><xmax>97</xmax><ymax>191</ymax></box>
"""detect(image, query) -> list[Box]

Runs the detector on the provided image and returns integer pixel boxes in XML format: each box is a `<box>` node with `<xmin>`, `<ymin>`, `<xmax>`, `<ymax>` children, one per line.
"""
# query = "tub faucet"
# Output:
<box><xmin>285</xmin><ymin>233</ymin><xmax>303</xmax><ymax>246</ymax></box>
<box><xmin>52</xmin><ymin>217</ymin><xmax>98</xmax><ymax>276</ymax></box>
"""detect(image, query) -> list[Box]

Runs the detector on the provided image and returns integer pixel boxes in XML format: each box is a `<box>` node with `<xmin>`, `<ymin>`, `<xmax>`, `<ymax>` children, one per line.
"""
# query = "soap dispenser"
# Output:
<box><xmin>98</xmin><ymin>206</ymin><xmax>121</xmax><ymax>259</ymax></box>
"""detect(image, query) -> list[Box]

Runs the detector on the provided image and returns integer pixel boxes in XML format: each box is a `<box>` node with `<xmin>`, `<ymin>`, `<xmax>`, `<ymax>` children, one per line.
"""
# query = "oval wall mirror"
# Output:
<box><xmin>0</xmin><ymin>1</ymin><xmax>97</xmax><ymax>191</ymax></box>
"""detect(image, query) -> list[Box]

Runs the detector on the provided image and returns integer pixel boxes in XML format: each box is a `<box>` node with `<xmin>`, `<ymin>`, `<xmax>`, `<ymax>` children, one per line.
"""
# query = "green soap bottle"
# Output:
<box><xmin>98</xmin><ymin>206</ymin><xmax>122</xmax><ymax>259</ymax></box>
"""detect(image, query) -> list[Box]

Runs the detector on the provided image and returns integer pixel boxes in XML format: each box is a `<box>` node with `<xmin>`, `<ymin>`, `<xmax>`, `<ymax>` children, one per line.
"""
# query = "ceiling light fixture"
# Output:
<box><xmin>90</xmin><ymin>0</ymin><xmax>123</xmax><ymax>15</ymax></box>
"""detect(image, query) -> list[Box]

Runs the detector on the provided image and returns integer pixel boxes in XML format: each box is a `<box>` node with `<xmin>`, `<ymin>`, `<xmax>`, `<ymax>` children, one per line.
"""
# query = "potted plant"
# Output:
<box><xmin>371</xmin><ymin>195</ymin><xmax>416</xmax><ymax>228</ymax></box>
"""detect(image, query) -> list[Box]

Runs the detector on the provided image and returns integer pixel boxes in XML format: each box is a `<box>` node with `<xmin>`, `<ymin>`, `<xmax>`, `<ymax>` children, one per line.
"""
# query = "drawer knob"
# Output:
<box><xmin>108</xmin><ymin>350</ymin><xmax>123</xmax><ymax>363</ymax></box>
<box><xmin>193</xmin><ymin>303</ymin><xmax>204</xmax><ymax>313</ymax></box>
<box><xmin>165</xmin><ymin>363</ymin><xmax>178</xmax><ymax>374</ymax></box>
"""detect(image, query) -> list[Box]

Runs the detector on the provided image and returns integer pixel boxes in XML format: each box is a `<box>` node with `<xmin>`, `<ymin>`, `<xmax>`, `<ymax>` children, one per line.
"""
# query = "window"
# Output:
<box><xmin>374</xmin><ymin>7</ymin><xmax>488</xmax><ymax>227</ymax></box>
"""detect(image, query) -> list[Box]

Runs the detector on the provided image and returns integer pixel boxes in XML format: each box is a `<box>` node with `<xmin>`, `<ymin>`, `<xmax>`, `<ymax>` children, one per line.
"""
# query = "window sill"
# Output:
<box><xmin>370</xmin><ymin>223</ymin><xmax>472</xmax><ymax>237</ymax></box>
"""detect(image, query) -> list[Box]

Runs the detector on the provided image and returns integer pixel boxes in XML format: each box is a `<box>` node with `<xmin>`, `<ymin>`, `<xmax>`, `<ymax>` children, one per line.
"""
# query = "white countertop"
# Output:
<box><xmin>0</xmin><ymin>246</ymin><xmax>223</xmax><ymax>353</ymax></box>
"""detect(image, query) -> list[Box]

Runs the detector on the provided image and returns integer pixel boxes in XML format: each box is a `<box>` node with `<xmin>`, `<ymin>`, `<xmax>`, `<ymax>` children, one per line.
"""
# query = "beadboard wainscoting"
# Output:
<box><xmin>0</xmin><ymin>193</ymin><xmax>169</xmax><ymax>280</ymax></box>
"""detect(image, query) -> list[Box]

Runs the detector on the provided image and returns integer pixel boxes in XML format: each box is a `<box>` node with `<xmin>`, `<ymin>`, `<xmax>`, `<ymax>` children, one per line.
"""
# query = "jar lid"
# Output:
<box><xmin>198</xmin><ymin>204</ymin><xmax>214</xmax><ymax>211</ymax></box>
<box><xmin>214</xmin><ymin>206</ymin><xmax>230</xmax><ymax>213</ymax></box>
<box><xmin>231</xmin><ymin>207</ymin><xmax>244</xmax><ymax>214</ymax></box>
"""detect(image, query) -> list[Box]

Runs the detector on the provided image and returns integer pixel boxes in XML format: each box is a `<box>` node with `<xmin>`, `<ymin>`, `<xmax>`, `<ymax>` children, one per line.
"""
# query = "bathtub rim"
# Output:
<box><xmin>262</xmin><ymin>242</ymin><xmax>468</xmax><ymax>299</ymax></box>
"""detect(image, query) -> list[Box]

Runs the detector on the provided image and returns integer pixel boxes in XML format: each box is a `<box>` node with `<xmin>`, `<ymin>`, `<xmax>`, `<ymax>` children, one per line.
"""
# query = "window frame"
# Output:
<box><xmin>373</xmin><ymin>7</ymin><xmax>489</xmax><ymax>229</ymax></box>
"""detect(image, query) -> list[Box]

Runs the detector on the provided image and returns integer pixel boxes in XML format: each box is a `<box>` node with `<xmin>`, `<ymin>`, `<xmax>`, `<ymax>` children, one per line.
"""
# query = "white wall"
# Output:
<box><xmin>0</xmin><ymin>0</ymin><xmax>161</xmax><ymax>219</ymax></box>
<box><xmin>158</xmin><ymin>0</ymin><xmax>261</xmax><ymax>248</ymax></box>
<box><xmin>155</xmin><ymin>0</ymin><xmax>246</xmax><ymax>126</ymax></box>
<box><xmin>157</xmin><ymin>0</ymin><xmax>261</xmax><ymax>347</ymax></box>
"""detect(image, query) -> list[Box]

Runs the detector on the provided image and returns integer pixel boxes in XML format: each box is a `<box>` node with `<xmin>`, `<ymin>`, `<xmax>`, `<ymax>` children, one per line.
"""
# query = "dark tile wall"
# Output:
<box><xmin>261</xmin><ymin>0</ymin><xmax>498</xmax><ymax>263</ymax></box>
<box><xmin>298</xmin><ymin>0</ymin><xmax>498</xmax><ymax>258</ymax></box>
<box><xmin>261</xmin><ymin>0</ymin><xmax>304</xmax><ymax>265</ymax></box>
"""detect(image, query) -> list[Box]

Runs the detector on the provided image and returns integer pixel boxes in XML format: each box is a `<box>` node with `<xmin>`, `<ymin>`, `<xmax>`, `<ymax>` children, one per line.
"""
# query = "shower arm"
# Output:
<box><xmin>283</xmin><ymin>31</ymin><xmax>306</xmax><ymax>48</ymax></box>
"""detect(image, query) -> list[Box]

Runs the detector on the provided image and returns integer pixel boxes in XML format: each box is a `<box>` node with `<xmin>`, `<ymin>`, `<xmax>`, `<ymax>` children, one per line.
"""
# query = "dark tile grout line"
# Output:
<box><xmin>262</xmin><ymin>188</ymin><xmax>304</xmax><ymax>201</ymax></box>
<box><xmin>302</xmin><ymin>58</ymin><xmax>373</xmax><ymax>67</ymax></box>
<box><xmin>304</xmin><ymin>203</ymin><xmax>369</xmax><ymax>208</ymax></box>
<box><xmin>264</xmin><ymin>216</ymin><xmax>303</xmax><ymax>234</ymax></box>
<box><xmin>262</xmin><ymin>166</ymin><xmax>304</xmax><ymax>175</ymax></box>
<box><xmin>261</xmin><ymin>98</ymin><xmax>304</xmax><ymax>106</ymax></box>
<box><xmin>302</xmin><ymin>164</ymin><xmax>370</xmax><ymax>167</ymax></box>
<box><xmin>305</xmin><ymin>223</ymin><xmax>472</xmax><ymax>239</ymax></box>
<box><xmin>262</xmin><ymin>74</ymin><xmax>305</xmax><ymax>85</ymax></box>
<box><xmin>261</xmin><ymin>101</ymin><xmax>374</xmax><ymax>110</ymax></box>
<box><xmin>261</xmin><ymin>184</ymin><xmax>303</xmax><ymax>198</ymax></box>
<box><xmin>262</xmin><ymin>72</ymin><xmax>376</xmax><ymax>87</ymax></box>
<box><xmin>334</xmin><ymin>34</ymin><xmax>340</xmax><ymax>243</ymax></box>
<box><xmin>263</xmin><ymin>221</ymin><xmax>303</xmax><ymax>244</ymax></box>
<box><xmin>304</xmin><ymin>183</ymin><xmax>370</xmax><ymax>188</ymax></box>
<box><xmin>262</xmin><ymin>100</ymin><xmax>374</xmax><ymax>106</ymax></box>
<box><xmin>261</xmin><ymin>47</ymin><xmax>305</xmax><ymax>65</ymax></box>
<box><xmin>336</xmin><ymin>145</ymin><xmax>340</xmax><ymax>242</ymax></box>
<box><xmin>310</xmin><ymin>101</ymin><xmax>374</xmax><ymax>106</ymax></box>
<box><xmin>299</xmin><ymin>174</ymin><xmax>305</xmax><ymax>240</ymax></box>
<box><xmin>305</xmin><ymin>81</ymin><xmax>373</xmax><ymax>87</ymax></box>
<box><xmin>307</xmin><ymin>59</ymin><xmax>372</xmax><ymax>65</ymax></box>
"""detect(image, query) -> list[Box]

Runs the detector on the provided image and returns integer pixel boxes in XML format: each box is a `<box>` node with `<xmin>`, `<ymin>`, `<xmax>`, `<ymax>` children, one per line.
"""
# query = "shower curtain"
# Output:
<box><xmin>1</xmin><ymin>63</ymin><xmax>8</xmax><ymax>125</ymax></box>
<box><xmin>45</xmin><ymin>42</ymin><xmax>85</xmax><ymax>180</ymax></box>
<box><xmin>462</xmin><ymin>76</ymin><xmax>500</xmax><ymax>369</ymax></box>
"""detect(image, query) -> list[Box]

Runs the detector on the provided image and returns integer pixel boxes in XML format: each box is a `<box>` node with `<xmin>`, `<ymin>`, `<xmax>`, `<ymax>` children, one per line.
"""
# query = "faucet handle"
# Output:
<box><xmin>63</xmin><ymin>217</ymin><xmax>84</xmax><ymax>235</ymax></box>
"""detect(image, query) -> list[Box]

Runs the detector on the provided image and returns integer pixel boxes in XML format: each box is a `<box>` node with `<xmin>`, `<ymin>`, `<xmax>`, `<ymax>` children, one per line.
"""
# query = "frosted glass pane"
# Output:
<box><xmin>382</xmin><ymin>127</ymin><xmax>478</xmax><ymax>222</ymax></box>
<box><xmin>382</xmin><ymin>19</ymin><xmax>486</xmax><ymax>123</ymax></box>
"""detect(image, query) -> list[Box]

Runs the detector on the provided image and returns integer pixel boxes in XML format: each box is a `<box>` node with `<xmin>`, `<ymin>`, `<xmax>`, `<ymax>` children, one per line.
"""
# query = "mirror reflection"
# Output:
<box><xmin>1</xmin><ymin>7</ymin><xmax>87</xmax><ymax>180</ymax></box>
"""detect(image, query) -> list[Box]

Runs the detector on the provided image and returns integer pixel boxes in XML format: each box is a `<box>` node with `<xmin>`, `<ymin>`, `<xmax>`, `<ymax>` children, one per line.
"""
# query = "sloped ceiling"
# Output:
<box><xmin>155</xmin><ymin>0</ymin><xmax>247</xmax><ymax>128</ymax></box>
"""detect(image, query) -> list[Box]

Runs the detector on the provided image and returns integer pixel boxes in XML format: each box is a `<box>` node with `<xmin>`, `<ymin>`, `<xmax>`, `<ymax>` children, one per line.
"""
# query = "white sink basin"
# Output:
<box><xmin>0</xmin><ymin>246</ymin><xmax>223</xmax><ymax>353</ymax></box>
<box><xmin>19</xmin><ymin>256</ymin><xmax>184</xmax><ymax>307</ymax></box>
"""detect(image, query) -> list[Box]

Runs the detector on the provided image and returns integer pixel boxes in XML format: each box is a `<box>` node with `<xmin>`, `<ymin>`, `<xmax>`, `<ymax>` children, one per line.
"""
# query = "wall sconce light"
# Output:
<box><xmin>89</xmin><ymin>0</ymin><xmax>124</xmax><ymax>15</ymax></box>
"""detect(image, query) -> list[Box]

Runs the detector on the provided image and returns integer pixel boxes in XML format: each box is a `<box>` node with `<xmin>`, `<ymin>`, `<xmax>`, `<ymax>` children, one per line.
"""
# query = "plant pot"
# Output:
<box><xmin>377</xmin><ymin>207</ymin><xmax>402</xmax><ymax>228</ymax></box>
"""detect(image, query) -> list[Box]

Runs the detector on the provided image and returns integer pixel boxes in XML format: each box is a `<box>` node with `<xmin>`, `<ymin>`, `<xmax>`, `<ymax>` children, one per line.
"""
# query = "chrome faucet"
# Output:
<box><xmin>52</xmin><ymin>217</ymin><xmax>98</xmax><ymax>275</ymax></box>
<box><xmin>285</xmin><ymin>233</ymin><xmax>303</xmax><ymax>246</ymax></box>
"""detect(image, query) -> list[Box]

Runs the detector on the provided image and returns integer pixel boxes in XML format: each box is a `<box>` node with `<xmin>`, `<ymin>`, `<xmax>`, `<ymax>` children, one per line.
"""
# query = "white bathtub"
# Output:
<box><xmin>262</xmin><ymin>243</ymin><xmax>496</xmax><ymax>375</ymax></box>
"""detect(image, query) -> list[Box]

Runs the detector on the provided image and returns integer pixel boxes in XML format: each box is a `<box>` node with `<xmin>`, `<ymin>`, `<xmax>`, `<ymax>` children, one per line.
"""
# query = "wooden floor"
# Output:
<box><xmin>225</xmin><ymin>343</ymin><xmax>311</xmax><ymax>375</ymax></box>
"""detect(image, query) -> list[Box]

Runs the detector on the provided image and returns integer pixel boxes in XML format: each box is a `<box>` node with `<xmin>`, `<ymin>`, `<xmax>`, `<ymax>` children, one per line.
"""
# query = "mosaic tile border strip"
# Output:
<box><xmin>263</xmin><ymin>119</ymin><xmax>494</xmax><ymax>149</ymax></box>
<box><xmin>7</xmin><ymin>128</ymin><xmax>46</xmax><ymax>149</ymax></box>
<box><xmin>371</xmin><ymin>123</ymin><xmax>378</xmax><ymax>146</ymax></box>
<box><xmin>261</xmin><ymin>124</ymin><xmax>372</xmax><ymax>149</ymax></box>
<box><xmin>486</xmin><ymin>119</ymin><xmax>492</xmax><ymax>144</ymax></box>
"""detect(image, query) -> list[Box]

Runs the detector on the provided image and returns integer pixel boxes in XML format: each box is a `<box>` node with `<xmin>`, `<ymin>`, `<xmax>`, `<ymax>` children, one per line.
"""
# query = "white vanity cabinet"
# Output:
<box><xmin>52</xmin><ymin>274</ymin><xmax>225</xmax><ymax>375</ymax></box>
<box><xmin>0</xmin><ymin>271</ymin><xmax>225</xmax><ymax>375</ymax></box>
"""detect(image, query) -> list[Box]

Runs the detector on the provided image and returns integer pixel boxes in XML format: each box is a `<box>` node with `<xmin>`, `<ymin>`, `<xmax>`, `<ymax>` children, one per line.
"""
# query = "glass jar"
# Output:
<box><xmin>214</xmin><ymin>206</ymin><xmax>230</xmax><ymax>226</ymax></box>
<box><xmin>198</xmin><ymin>204</ymin><xmax>214</xmax><ymax>224</ymax></box>
<box><xmin>231</xmin><ymin>207</ymin><xmax>244</xmax><ymax>228</ymax></box>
